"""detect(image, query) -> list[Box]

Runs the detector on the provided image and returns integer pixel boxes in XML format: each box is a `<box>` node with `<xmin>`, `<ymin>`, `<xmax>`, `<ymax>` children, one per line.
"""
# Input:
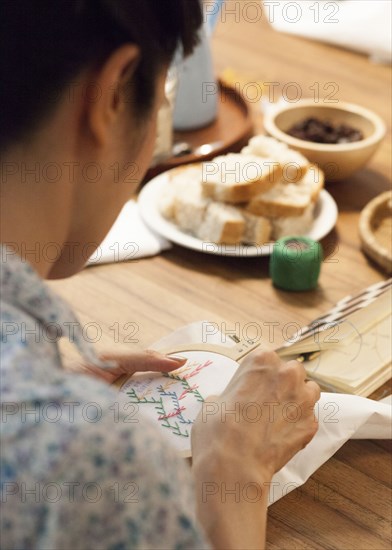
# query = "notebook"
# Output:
<box><xmin>277</xmin><ymin>279</ymin><xmax>391</xmax><ymax>396</ymax></box>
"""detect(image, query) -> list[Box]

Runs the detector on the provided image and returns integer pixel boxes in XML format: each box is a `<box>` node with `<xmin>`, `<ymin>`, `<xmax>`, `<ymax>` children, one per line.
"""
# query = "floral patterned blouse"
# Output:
<box><xmin>0</xmin><ymin>247</ymin><xmax>210</xmax><ymax>549</ymax></box>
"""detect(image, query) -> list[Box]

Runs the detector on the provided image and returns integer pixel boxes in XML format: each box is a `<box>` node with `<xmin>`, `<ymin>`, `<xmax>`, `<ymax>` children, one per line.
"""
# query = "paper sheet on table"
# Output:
<box><xmin>87</xmin><ymin>200</ymin><xmax>171</xmax><ymax>266</ymax></box>
<box><xmin>266</xmin><ymin>0</ymin><xmax>391</xmax><ymax>64</ymax></box>
<box><xmin>119</xmin><ymin>321</ymin><xmax>391</xmax><ymax>503</ymax></box>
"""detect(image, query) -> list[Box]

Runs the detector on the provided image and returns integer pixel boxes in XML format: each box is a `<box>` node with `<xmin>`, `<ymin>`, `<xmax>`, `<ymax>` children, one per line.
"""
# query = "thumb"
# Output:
<box><xmin>101</xmin><ymin>349</ymin><xmax>187</xmax><ymax>375</ymax></box>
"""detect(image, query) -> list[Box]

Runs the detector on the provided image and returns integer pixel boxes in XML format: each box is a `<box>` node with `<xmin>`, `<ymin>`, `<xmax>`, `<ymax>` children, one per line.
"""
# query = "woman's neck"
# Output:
<box><xmin>1</xmin><ymin>139</ymin><xmax>74</xmax><ymax>278</ymax></box>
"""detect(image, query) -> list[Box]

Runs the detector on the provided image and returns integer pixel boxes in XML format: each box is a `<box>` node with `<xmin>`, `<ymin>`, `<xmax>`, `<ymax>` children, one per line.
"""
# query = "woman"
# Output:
<box><xmin>0</xmin><ymin>1</ymin><xmax>320</xmax><ymax>548</ymax></box>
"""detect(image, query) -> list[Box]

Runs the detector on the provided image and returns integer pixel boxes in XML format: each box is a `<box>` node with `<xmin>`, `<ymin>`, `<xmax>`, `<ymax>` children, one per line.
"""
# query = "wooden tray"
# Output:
<box><xmin>145</xmin><ymin>80</ymin><xmax>253</xmax><ymax>181</ymax></box>
<box><xmin>359</xmin><ymin>191</ymin><xmax>392</xmax><ymax>274</ymax></box>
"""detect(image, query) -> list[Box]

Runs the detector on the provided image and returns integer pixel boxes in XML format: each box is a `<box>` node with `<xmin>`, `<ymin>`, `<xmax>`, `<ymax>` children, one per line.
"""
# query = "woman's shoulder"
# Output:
<box><xmin>1</xmin><ymin>371</ymin><xmax>209</xmax><ymax>549</ymax></box>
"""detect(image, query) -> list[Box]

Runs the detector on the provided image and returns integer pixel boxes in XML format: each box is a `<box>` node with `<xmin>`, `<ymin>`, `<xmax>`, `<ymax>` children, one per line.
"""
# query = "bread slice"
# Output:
<box><xmin>201</xmin><ymin>153</ymin><xmax>282</xmax><ymax>204</ymax></box>
<box><xmin>163</xmin><ymin>165</ymin><xmax>209</xmax><ymax>233</ymax></box>
<box><xmin>271</xmin><ymin>203</ymin><xmax>315</xmax><ymax>240</ymax></box>
<box><xmin>238</xmin><ymin>209</ymin><xmax>272</xmax><ymax>245</ymax></box>
<box><xmin>242</xmin><ymin>135</ymin><xmax>309</xmax><ymax>183</ymax></box>
<box><xmin>247</xmin><ymin>165</ymin><xmax>324</xmax><ymax>218</ymax></box>
<box><xmin>160</xmin><ymin>166</ymin><xmax>198</xmax><ymax>220</ymax></box>
<box><xmin>159</xmin><ymin>187</ymin><xmax>176</xmax><ymax>219</ymax></box>
<box><xmin>196</xmin><ymin>203</ymin><xmax>245</xmax><ymax>244</ymax></box>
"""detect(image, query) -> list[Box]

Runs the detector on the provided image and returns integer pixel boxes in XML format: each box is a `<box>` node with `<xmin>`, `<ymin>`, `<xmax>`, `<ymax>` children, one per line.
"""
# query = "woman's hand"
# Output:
<box><xmin>191</xmin><ymin>350</ymin><xmax>320</xmax><ymax>550</ymax></box>
<box><xmin>79</xmin><ymin>350</ymin><xmax>187</xmax><ymax>385</ymax></box>
<box><xmin>193</xmin><ymin>350</ymin><xmax>320</xmax><ymax>477</ymax></box>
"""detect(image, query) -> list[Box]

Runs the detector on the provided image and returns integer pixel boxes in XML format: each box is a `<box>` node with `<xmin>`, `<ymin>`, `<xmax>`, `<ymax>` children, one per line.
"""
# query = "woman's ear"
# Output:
<box><xmin>87</xmin><ymin>44</ymin><xmax>140</xmax><ymax>147</ymax></box>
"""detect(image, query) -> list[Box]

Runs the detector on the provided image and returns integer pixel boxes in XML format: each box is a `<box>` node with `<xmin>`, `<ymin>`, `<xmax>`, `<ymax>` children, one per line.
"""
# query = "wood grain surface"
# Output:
<box><xmin>49</xmin><ymin>10</ymin><xmax>391</xmax><ymax>550</ymax></box>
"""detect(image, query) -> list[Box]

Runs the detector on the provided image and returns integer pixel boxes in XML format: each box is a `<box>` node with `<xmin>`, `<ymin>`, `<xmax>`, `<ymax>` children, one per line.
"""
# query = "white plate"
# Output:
<box><xmin>138</xmin><ymin>170</ymin><xmax>338</xmax><ymax>257</ymax></box>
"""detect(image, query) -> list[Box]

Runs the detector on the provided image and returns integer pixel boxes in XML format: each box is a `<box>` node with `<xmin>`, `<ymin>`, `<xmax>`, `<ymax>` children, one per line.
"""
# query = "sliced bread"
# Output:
<box><xmin>242</xmin><ymin>135</ymin><xmax>309</xmax><ymax>183</ymax></box>
<box><xmin>159</xmin><ymin>187</ymin><xmax>176</xmax><ymax>219</ymax></box>
<box><xmin>165</xmin><ymin>165</ymin><xmax>209</xmax><ymax>233</ymax></box>
<box><xmin>196</xmin><ymin>203</ymin><xmax>245</xmax><ymax>244</ymax></box>
<box><xmin>271</xmin><ymin>203</ymin><xmax>315</xmax><ymax>240</ymax></box>
<box><xmin>173</xmin><ymin>187</ymin><xmax>208</xmax><ymax>234</ymax></box>
<box><xmin>246</xmin><ymin>165</ymin><xmax>324</xmax><ymax>218</ymax></box>
<box><xmin>239</xmin><ymin>209</ymin><xmax>272</xmax><ymax>245</ymax></box>
<box><xmin>201</xmin><ymin>153</ymin><xmax>282</xmax><ymax>204</ymax></box>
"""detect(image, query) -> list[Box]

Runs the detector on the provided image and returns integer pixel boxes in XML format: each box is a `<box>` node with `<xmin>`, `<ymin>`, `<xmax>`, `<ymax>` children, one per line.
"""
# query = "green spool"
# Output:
<box><xmin>270</xmin><ymin>236</ymin><xmax>323</xmax><ymax>291</ymax></box>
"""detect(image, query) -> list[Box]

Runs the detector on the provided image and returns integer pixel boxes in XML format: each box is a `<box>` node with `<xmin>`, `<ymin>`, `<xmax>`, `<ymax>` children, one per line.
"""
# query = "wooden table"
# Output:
<box><xmin>50</xmin><ymin>11</ymin><xmax>391</xmax><ymax>550</ymax></box>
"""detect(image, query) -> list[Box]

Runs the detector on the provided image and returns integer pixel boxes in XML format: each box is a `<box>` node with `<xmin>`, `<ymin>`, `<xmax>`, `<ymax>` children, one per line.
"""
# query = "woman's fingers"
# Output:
<box><xmin>77</xmin><ymin>350</ymin><xmax>187</xmax><ymax>385</ymax></box>
<box><xmin>100</xmin><ymin>350</ymin><xmax>187</xmax><ymax>375</ymax></box>
<box><xmin>305</xmin><ymin>379</ymin><xmax>321</xmax><ymax>403</ymax></box>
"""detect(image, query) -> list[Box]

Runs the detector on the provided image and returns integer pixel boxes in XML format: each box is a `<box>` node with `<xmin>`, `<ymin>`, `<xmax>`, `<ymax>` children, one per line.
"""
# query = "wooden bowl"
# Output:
<box><xmin>359</xmin><ymin>191</ymin><xmax>392</xmax><ymax>274</ymax></box>
<box><xmin>263</xmin><ymin>100</ymin><xmax>386</xmax><ymax>181</ymax></box>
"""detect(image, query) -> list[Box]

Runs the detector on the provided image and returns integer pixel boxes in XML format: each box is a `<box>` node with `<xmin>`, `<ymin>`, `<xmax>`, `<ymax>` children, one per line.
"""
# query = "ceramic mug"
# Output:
<box><xmin>172</xmin><ymin>22</ymin><xmax>218</xmax><ymax>131</ymax></box>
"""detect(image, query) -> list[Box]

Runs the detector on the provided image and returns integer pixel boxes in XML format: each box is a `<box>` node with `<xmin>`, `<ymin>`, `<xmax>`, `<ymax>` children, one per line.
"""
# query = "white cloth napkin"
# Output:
<box><xmin>266</xmin><ymin>0</ymin><xmax>391</xmax><ymax>64</ymax></box>
<box><xmin>87</xmin><ymin>199</ymin><xmax>171</xmax><ymax>266</ymax></box>
<box><xmin>152</xmin><ymin>321</ymin><xmax>392</xmax><ymax>503</ymax></box>
<box><xmin>271</xmin><ymin>391</ymin><xmax>391</xmax><ymax>504</ymax></box>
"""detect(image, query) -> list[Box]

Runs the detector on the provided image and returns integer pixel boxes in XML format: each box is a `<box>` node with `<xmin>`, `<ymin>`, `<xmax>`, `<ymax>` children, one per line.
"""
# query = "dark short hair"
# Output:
<box><xmin>0</xmin><ymin>0</ymin><xmax>202</xmax><ymax>152</ymax></box>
